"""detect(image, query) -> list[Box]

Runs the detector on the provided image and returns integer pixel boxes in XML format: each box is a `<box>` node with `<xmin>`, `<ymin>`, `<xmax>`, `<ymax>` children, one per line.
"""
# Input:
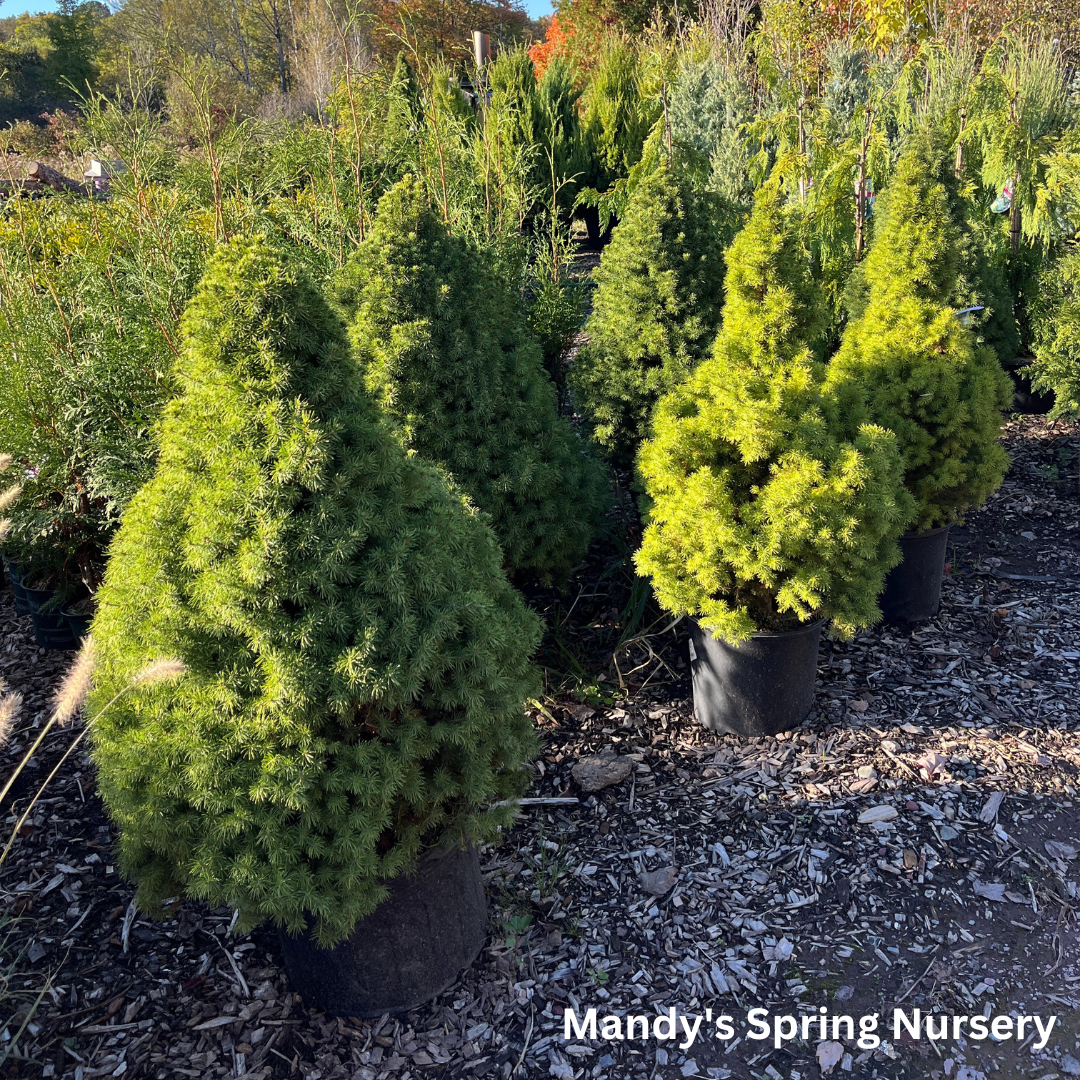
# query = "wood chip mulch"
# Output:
<box><xmin>0</xmin><ymin>415</ymin><xmax>1077</xmax><ymax>1080</ymax></box>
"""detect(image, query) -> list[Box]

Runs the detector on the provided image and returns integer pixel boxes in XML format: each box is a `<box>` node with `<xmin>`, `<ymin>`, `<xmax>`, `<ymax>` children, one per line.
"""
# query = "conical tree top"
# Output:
<box><xmin>89</xmin><ymin>236</ymin><xmax>541</xmax><ymax>945</ymax></box>
<box><xmin>715</xmin><ymin>184</ymin><xmax>827</xmax><ymax>376</ymax></box>
<box><xmin>337</xmin><ymin>177</ymin><xmax>609</xmax><ymax>581</ymax></box>
<box><xmin>828</xmin><ymin>136</ymin><xmax>1011</xmax><ymax>530</ymax></box>
<box><xmin>858</xmin><ymin>134</ymin><xmax>961</xmax><ymax>312</ymax></box>
<box><xmin>700</xmin><ymin>186</ymin><xmax>827</xmax><ymax>466</ymax></box>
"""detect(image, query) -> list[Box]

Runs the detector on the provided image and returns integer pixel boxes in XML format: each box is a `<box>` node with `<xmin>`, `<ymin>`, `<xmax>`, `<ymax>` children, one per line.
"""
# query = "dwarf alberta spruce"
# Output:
<box><xmin>571</xmin><ymin>161</ymin><xmax>726</xmax><ymax>463</ymax></box>
<box><xmin>635</xmin><ymin>188</ymin><xmax>912</xmax><ymax>644</ymax></box>
<box><xmin>88</xmin><ymin>238</ymin><xmax>541</xmax><ymax>946</ymax></box>
<box><xmin>336</xmin><ymin>178</ymin><xmax>609</xmax><ymax>581</ymax></box>
<box><xmin>828</xmin><ymin>138</ymin><xmax>1012</xmax><ymax>530</ymax></box>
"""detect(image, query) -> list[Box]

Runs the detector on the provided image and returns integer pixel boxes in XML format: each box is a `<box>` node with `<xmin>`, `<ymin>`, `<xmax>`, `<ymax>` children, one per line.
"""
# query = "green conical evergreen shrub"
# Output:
<box><xmin>581</xmin><ymin>42</ymin><xmax>659</xmax><ymax>194</ymax></box>
<box><xmin>827</xmin><ymin>138</ymin><xmax>1012</xmax><ymax>530</ymax></box>
<box><xmin>570</xmin><ymin>160</ymin><xmax>726</xmax><ymax>464</ymax></box>
<box><xmin>89</xmin><ymin>237</ymin><xmax>541</xmax><ymax>945</ymax></box>
<box><xmin>337</xmin><ymin>178</ymin><xmax>609</xmax><ymax>580</ymax></box>
<box><xmin>1030</xmin><ymin>243</ymin><xmax>1080</xmax><ymax>416</ymax></box>
<box><xmin>635</xmin><ymin>188</ymin><xmax>912</xmax><ymax>644</ymax></box>
<box><xmin>534</xmin><ymin>57</ymin><xmax>589</xmax><ymax>218</ymax></box>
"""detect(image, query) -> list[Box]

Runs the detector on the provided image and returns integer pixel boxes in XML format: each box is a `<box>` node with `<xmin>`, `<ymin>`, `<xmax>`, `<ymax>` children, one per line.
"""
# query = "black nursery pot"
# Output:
<box><xmin>879</xmin><ymin>526</ymin><xmax>950</xmax><ymax>623</ymax></box>
<box><xmin>20</xmin><ymin>581</ymin><xmax>78</xmax><ymax>650</ymax></box>
<box><xmin>688</xmin><ymin>619</ymin><xmax>823</xmax><ymax>738</ymax></box>
<box><xmin>4</xmin><ymin>559</ymin><xmax>31</xmax><ymax>616</ymax></box>
<box><xmin>279</xmin><ymin>842</ymin><xmax>488</xmax><ymax>1018</ymax></box>
<box><xmin>1005</xmin><ymin>359</ymin><xmax>1054</xmax><ymax>414</ymax></box>
<box><xmin>61</xmin><ymin>608</ymin><xmax>93</xmax><ymax>643</ymax></box>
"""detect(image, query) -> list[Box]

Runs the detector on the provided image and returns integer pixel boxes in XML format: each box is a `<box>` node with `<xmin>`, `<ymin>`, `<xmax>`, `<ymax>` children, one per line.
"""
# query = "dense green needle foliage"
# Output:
<box><xmin>828</xmin><ymin>139</ymin><xmax>1012</xmax><ymax>530</ymax></box>
<box><xmin>581</xmin><ymin>42</ymin><xmax>659</xmax><ymax>194</ymax></box>
<box><xmin>635</xmin><ymin>188</ymin><xmax>912</xmax><ymax>644</ymax></box>
<box><xmin>89</xmin><ymin>238</ymin><xmax>542</xmax><ymax>945</ymax></box>
<box><xmin>337</xmin><ymin>178</ymin><xmax>609</xmax><ymax>581</ymax></box>
<box><xmin>1031</xmin><ymin>244</ymin><xmax>1080</xmax><ymax>417</ymax></box>
<box><xmin>570</xmin><ymin>161</ymin><xmax>726</xmax><ymax>463</ymax></box>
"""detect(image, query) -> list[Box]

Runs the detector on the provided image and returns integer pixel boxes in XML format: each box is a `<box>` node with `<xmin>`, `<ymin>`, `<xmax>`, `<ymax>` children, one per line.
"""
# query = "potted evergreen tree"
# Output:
<box><xmin>635</xmin><ymin>188</ymin><xmax>912</xmax><ymax>736</ymax></box>
<box><xmin>571</xmin><ymin>159</ymin><xmax>726</xmax><ymax>464</ymax></box>
<box><xmin>336</xmin><ymin>178</ymin><xmax>609</xmax><ymax>582</ymax></box>
<box><xmin>88</xmin><ymin>237</ymin><xmax>542</xmax><ymax>1017</ymax></box>
<box><xmin>828</xmin><ymin>137</ymin><xmax>1012</xmax><ymax>621</ymax></box>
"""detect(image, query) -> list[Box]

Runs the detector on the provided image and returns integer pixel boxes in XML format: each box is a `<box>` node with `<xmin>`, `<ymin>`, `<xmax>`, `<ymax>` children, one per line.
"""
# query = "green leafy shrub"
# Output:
<box><xmin>0</xmin><ymin>188</ymin><xmax>212</xmax><ymax>589</ymax></box>
<box><xmin>570</xmin><ymin>160</ymin><xmax>726</xmax><ymax>463</ymax></box>
<box><xmin>1030</xmin><ymin>243</ymin><xmax>1080</xmax><ymax>416</ymax></box>
<box><xmin>337</xmin><ymin>178</ymin><xmax>609</xmax><ymax>580</ymax></box>
<box><xmin>89</xmin><ymin>237</ymin><xmax>541</xmax><ymax>945</ymax></box>
<box><xmin>635</xmin><ymin>187</ymin><xmax>912</xmax><ymax>644</ymax></box>
<box><xmin>526</xmin><ymin>236</ymin><xmax>588</xmax><ymax>407</ymax></box>
<box><xmin>827</xmin><ymin>138</ymin><xmax>1012</xmax><ymax>530</ymax></box>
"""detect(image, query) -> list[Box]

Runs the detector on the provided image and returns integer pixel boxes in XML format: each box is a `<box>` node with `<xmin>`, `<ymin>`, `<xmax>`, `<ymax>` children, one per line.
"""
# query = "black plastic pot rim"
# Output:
<box><xmin>697</xmin><ymin>617</ymin><xmax>826</xmax><ymax>642</ymax></box>
<box><xmin>901</xmin><ymin>525</ymin><xmax>951</xmax><ymax>540</ymax></box>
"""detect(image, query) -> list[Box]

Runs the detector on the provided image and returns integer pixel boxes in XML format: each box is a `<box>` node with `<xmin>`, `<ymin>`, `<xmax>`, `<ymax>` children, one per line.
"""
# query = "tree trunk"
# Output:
<box><xmin>954</xmin><ymin>107</ymin><xmax>966</xmax><ymax>180</ymax></box>
<box><xmin>1010</xmin><ymin>164</ymin><xmax>1022</xmax><ymax>252</ymax></box>
<box><xmin>797</xmin><ymin>99</ymin><xmax>807</xmax><ymax>205</ymax></box>
<box><xmin>231</xmin><ymin>0</ymin><xmax>250</xmax><ymax>89</ymax></box>
<box><xmin>854</xmin><ymin>107</ymin><xmax>872</xmax><ymax>263</ymax></box>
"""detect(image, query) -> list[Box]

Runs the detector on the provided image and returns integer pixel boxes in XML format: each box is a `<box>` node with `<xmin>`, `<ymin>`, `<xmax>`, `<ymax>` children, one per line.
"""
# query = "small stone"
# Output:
<box><xmin>571</xmin><ymin>755</ymin><xmax>632</xmax><ymax>793</ymax></box>
<box><xmin>973</xmin><ymin>881</ymin><xmax>1007</xmax><ymax>902</ymax></box>
<box><xmin>858</xmin><ymin>805</ymin><xmax>898</xmax><ymax>824</ymax></box>
<box><xmin>640</xmin><ymin>866</ymin><xmax>678</xmax><ymax>896</ymax></box>
<box><xmin>817</xmin><ymin>1041</ymin><xmax>845</xmax><ymax>1075</ymax></box>
<box><xmin>939</xmin><ymin>825</ymin><xmax>959</xmax><ymax>841</ymax></box>
<box><xmin>681</xmin><ymin>1060</ymin><xmax>698</xmax><ymax>1077</ymax></box>
<box><xmin>833</xmin><ymin>985</ymin><xmax>855</xmax><ymax>1002</ymax></box>
<box><xmin>1060</xmin><ymin>1055</ymin><xmax>1080</xmax><ymax>1077</ymax></box>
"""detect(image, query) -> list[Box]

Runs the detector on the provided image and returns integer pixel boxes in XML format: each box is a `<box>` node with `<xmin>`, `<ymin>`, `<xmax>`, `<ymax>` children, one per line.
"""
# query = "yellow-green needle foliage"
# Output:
<box><xmin>570</xmin><ymin>162</ymin><xmax>726</xmax><ymax>464</ymax></box>
<box><xmin>827</xmin><ymin>138</ymin><xmax>1012</xmax><ymax>531</ymax></box>
<box><xmin>635</xmin><ymin>188</ymin><xmax>912</xmax><ymax>645</ymax></box>
<box><xmin>336</xmin><ymin>178</ymin><xmax>609</xmax><ymax>582</ymax></box>
<box><xmin>88</xmin><ymin>238</ymin><xmax>541</xmax><ymax>946</ymax></box>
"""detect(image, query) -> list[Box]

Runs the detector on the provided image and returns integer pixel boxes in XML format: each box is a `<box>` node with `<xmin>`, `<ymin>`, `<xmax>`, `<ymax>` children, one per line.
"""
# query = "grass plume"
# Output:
<box><xmin>52</xmin><ymin>638</ymin><xmax>96</xmax><ymax>726</ymax></box>
<box><xmin>0</xmin><ymin>690</ymin><xmax>21</xmax><ymax>748</ymax></box>
<box><xmin>132</xmin><ymin>659</ymin><xmax>186</xmax><ymax>685</ymax></box>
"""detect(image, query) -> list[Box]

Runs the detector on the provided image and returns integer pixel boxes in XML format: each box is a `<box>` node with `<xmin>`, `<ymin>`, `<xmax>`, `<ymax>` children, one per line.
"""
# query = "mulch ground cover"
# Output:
<box><xmin>0</xmin><ymin>415</ymin><xmax>1077</xmax><ymax>1080</ymax></box>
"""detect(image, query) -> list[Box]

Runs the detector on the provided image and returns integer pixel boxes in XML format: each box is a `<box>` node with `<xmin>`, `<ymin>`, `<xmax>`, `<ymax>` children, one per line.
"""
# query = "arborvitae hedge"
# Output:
<box><xmin>89</xmin><ymin>238</ymin><xmax>541</xmax><ymax>945</ymax></box>
<box><xmin>337</xmin><ymin>179</ymin><xmax>609</xmax><ymax>580</ymax></box>
<box><xmin>635</xmin><ymin>189</ymin><xmax>912</xmax><ymax>644</ymax></box>
<box><xmin>828</xmin><ymin>138</ymin><xmax>1012</xmax><ymax>531</ymax></box>
<box><xmin>570</xmin><ymin>161</ymin><xmax>726</xmax><ymax>464</ymax></box>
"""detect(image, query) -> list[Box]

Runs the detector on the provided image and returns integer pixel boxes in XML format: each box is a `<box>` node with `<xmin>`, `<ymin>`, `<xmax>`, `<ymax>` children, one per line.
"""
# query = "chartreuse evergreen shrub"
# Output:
<box><xmin>88</xmin><ymin>238</ymin><xmax>541</xmax><ymax>946</ymax></box>
<box><xmin>570</xmin><ymin>161</ymin><xmax>726</xmax><ymax>464</ymax></box>
<box><xmin>827</xmin><ymin>139</ymin><xmax>1012</xmax><ymax>531</ymax></box>
<box><xmin>337</xmin><ymin>178</ymin><xmax>609</xmax><ymax>581</ymax></box>
<box><xmin>635</xmin><ymin>188</ymin><xmax>912</xmax><ymax>644</ymax></box>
